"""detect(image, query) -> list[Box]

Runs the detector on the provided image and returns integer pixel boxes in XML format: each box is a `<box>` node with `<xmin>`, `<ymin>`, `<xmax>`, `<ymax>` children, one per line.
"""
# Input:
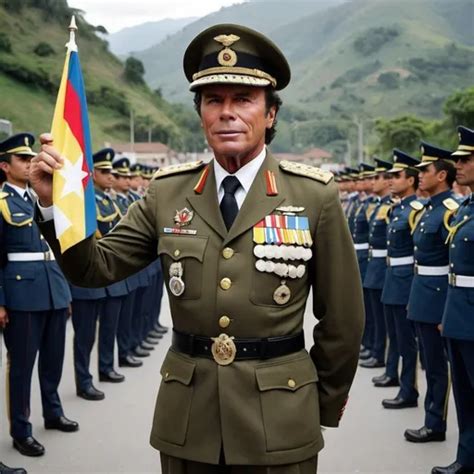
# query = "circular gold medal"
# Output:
<box><xmin>273</xmin><ymin>281</ymin><xmax>291</xmax><ymax>305</ymax></box>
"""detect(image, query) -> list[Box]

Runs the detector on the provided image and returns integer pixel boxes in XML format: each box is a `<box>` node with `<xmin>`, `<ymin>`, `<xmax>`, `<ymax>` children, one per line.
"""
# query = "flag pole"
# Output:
<box><xmin>66</xmin><ymin>15</ymin><xmax>78</xmax><ymax>52</ymax></box>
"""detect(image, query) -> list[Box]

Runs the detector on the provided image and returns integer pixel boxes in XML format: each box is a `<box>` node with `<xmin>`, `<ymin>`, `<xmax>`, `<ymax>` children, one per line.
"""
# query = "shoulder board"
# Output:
<box><xmin>152</xmin><ymin>161</ymin><xmax>205</xmax><ymax>180</ymax></box>
<box><xmin>443</xmin><ymin>197</ymin><xmax>460</xmax><ymax>211</ymax></box>
<box><xmin>410</xmin><ymin>200</ymin><xmax>425</xmax><ymax>211</ymax></box>
<box><xmin>279</xmin><ymin>160</ymin><xmax>333</xmax><ymax>184</ymax></box>
<box><xmin>0</xmin><ymin>191</ymin><xmax>9</xmax><ymax>200</ymax></box>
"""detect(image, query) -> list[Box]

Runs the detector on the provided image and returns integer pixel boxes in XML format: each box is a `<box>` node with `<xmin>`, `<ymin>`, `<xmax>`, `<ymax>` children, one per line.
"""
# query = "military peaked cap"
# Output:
<box><xmin>0</xmin><ymin>133</ymin><xmax>36</xmax><ymax>161</ymax></box>
<box><xmin>416</xmin><ymin>141</ymin><xmax>454</xmax><ymax>168</ymax></box>
<box><xmin>388</xmin><ymin>149</ymin><xmax>420</xmax><ymax>173</ymax></box>
<box><xmin>112</xmin><ymin>157</ymin><xmax>131</xmax><ymax>177</ymax></box>
<box><xmin>184</xmin><ymin>23</ymin><xmax>291</xmax><ymax>91</ymax></box>
<box><xmin>93</xmin><ymin>148</ymin><xmax>114</xmax><ymax>170</ymax></box>
<box><xmin>452</xmin><ymin>126</ymin><xmax>474</xmax><ymax>157</ymax></box>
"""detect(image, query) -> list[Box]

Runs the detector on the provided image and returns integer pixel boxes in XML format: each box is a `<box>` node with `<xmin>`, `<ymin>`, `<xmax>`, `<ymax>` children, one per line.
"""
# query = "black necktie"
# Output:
<box><xmin>220</xmin><ymin>176</ymin><xmax>241</xmax><ymax>231</ymax></box>
<box><xmin>23</xmin><ymin>191</ymin><xmax>32</xmax><ymax>204</ymax></box>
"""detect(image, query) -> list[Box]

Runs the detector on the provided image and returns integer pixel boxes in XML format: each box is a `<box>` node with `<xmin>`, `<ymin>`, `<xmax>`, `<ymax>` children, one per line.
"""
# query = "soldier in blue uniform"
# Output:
<box><xmin>111</xmin><ymin>158</ymin><xmax>150</xmax><ymax>362</ymax></box>
<box><xmin>351</xmin><ymin>163</ymin><xmax>377</xmax><ymax>362</ymax></box>
<box><xmin>433</xmin><ymin>126</ymin><xmax>474</xmax><ymax>474</ymax></box>
<box><xmin>0</xmin><ymin>133</ymin><xmax>77</xmax><ymax>457</ymax></box>
<box><xmin>72</xmin><ymin>148</ymin><xmax>129</xmax><ymax>402</ymax></box>
<box><xmin>380</xmin><ymin>149</ymin><xmax>420</xmax><ymax>408</ymax></box>
<box><xmin>404</xmin><ymin>142</ymin><xmax>457</xmax><ymax>443</ymax></box>
<box><xmin>129</xmin><ymin>163</ymin><xmax>144</xmax><ymax>200</ymax></box>
<box><xmin>361</xmin><ymin>159</ymin><xmax>395</xmax><ymax>372</ymax></box>
<box><xmin>344</xmin><ymin>167</ymin><xmax>360</xmax><ymax>229</ymax></box>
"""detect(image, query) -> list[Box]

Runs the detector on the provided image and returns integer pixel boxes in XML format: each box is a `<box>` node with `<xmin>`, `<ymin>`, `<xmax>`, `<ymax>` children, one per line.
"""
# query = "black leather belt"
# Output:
<box><xmin>172</xmin><ymin>329</ymin><xmax>305</xmax><ymax>361</ymax></box>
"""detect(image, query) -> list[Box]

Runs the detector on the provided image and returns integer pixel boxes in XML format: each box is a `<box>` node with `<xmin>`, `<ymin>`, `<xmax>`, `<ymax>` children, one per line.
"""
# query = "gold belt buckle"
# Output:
<box><xmin>211</xmin><ymin>334</ymin><xmax>236</xmax><ymax>366</ymax></box>
<box><xmin>44</xmin><ymin>251</ymin><xmax>51</xmax><ymax>261</ymax></box>
<box><xmin>449</xmin><ymin>273</ymin><xmax>456</xmax><ymax>286</ymax></box>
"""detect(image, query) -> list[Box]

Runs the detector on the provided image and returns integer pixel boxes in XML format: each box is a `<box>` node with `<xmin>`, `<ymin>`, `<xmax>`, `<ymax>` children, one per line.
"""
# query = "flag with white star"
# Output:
<box><xmin>51</xmin><ymin>17</ymin><xmax>96</xmax><ymax>252</ymax></box>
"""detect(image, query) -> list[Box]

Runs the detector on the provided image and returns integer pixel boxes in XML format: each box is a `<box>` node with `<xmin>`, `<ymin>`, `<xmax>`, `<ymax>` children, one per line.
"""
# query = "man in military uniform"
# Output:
<box><xmin>71</xmin><ymin>148</ymin><xmax>128</xmax><ymax>402</ymax></box>
<box><xmin>30</xmin><ymin>24</ymin><xmax>364</xmax><ymax>473</ymax></box>
<box><xmin>433</xmin><ymin>126</ymin><xmax>474</xmax><ymax>474</ymax></box>
<box><xmin>380</xmin><ymin>149</ymin><xmax>420</xmax><ymax>409</ymax></box>
<box><xmin>404</xmin><ymin>142</ymin><xmax>457</xmax><ymax>443</ymax></box>
<box><xmin>0</xmin><ymin>133</ymin><xmax>78</xmax><ymax>457</ymax></box>
<box><xmin>361</xmin><ymin>159</ymin><xmax>394</xmax><ymax>371</ymax></box>
<box><xmin>129</xmin><ymin>163</ymin><xmax>144</xmax><ymax>199</ymax></box>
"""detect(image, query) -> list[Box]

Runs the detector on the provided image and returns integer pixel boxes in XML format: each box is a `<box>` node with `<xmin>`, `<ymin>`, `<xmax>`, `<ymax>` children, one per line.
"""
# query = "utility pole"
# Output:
<box><xmin>353</xmin><ymin>116</ymin><xmax>364</xmax><ymax>164</ymax></box>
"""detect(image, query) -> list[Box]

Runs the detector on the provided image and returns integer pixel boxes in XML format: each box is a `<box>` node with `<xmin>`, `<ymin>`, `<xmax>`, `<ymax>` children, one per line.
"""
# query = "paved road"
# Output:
<box><xmin>0</xmin><ymin>293</ymin><xmax>458</xmax><ymax>473</ymax></box>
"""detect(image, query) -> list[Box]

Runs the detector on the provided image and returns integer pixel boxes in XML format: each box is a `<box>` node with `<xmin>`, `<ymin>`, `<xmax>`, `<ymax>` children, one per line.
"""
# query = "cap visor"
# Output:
<box><xmin>415</xmin><ymin>161</ymin><xmax>431</xmax><ymax>168</ymax></box>
<box><xmin>451</xmin><ymin>150</ymin><xmax>472</xmax><ymax>156</ymax></box>
<box><xmin>189</xmin><ymin>74</ymin><xmax>271</xmax><ymax>91</ymax></box>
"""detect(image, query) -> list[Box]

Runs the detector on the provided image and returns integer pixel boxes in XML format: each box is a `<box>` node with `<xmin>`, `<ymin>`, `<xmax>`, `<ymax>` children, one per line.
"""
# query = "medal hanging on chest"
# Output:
<box><xmin>169</xmin><ymin>262</ymin><xmax>185</xmax><ymax>296</ymax></box>
<box><xmin>273</xmin><ymin>280</ymin><xmax>291</xmax><ymax>305</ymax></box>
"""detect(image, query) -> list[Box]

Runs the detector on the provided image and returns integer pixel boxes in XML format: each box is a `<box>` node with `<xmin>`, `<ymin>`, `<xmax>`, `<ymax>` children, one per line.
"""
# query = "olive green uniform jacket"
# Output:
<box><xmin>38</xmin><ymin>152</ymin><xmax>364</xmax><ymax>466</ymax></box>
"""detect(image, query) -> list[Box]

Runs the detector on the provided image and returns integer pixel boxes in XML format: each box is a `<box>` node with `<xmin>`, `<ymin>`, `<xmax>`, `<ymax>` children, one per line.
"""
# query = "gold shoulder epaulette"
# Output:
<box><xmin>443</xmin><ymin>198</ymin><xmax>459</xmax><ymax>211</ymax></box>
<box><xmin>0</xmin><ymin>191</ymin><xmax>9</xmax><ymax>200</ymax></box>
<box><xmin>279</xmin><ymin>160</ymin><xmax>333</xmax><ymax>184</ymax></box>
<box><xmin>152</xmin><ymin>161</ymin><xmax>205</xmax><ymax>180</ymax></box>
<box><xmin>410</xmin><ymin>200</ymin><xmax>425</xmax><ymax>211</ymax></box>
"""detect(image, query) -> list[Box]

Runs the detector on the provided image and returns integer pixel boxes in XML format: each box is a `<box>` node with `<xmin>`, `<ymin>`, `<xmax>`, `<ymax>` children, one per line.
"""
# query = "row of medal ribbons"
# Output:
<box><xmin>253</xmin><ymin>215</ymin><xmax>313</xmax><ymax>247</ymax></box>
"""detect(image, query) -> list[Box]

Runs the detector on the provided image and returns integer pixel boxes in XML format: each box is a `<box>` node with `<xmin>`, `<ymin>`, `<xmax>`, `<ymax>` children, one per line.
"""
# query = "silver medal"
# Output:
<box><xmin>169</xmin><ymin>262</ymin><xmax>185</xmax><ymax>296</ymax></box>
<box><xmin>273</xmin><ymin>280</ymin><xmax>291</xmax><ymax>305</ymax></box>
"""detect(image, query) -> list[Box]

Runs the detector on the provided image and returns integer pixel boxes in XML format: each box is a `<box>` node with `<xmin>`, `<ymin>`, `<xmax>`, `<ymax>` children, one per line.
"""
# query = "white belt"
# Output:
<box><xmin>354</xmin><ymin>243</ymin><xmax>369</xmax><ymax>251</ymax></box>
<box><xmin>449</xmin><ymin>274</ymin><xmax>474</xmax><ymax>288</ymax></box>
<box><xmin>387</xmin><ymin>256</ymin><xmax>414</xmax><ymax>267</ymax></box>
<box><xmin>7</xmin><ymin>251</ymin><xmax>55</xmax><ymax>262</ymax></box>
<box><xmin>415</xmin><ymin>265</ymin><xmax>449</xmax><ymax>276</ymax></box>
<box><xmin>369</xmin><ymin>249</ymin><xmax>388</xmax><ymax>258</ymax></box>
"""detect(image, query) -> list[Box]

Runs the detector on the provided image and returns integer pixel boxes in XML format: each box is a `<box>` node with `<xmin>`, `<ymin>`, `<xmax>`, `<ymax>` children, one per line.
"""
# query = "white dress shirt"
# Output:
<box><xmin>214</xmin><ymin>146</ymin><xmax>267</xmax><ymax>209</ymax></box>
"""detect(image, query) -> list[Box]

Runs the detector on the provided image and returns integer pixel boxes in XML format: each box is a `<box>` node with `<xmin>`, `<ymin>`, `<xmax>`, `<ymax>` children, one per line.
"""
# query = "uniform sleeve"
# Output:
<box><xmin>36</xmin><ymin>182</ymin><xmax>158</xmax><ymax>288</ymax></box>
<box><xmin>310</xmin><ymin>182</ymin><xmax>365</xmax><ymax>427</ymax></box>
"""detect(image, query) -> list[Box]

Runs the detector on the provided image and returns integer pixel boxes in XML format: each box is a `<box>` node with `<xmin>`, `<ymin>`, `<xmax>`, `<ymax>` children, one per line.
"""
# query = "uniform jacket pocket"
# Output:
<box><xmin>157</xmin><ymin>235</ymin><xmax>208</xmax><ymax>300</ymax></box>
<box><xmin>255</xmin><ymin>355</ymin><xmax>320</xmax><ymax>452</ymax></box>
<box><xmin>152</xmin><ymin>350</ymin><xmax>196</xmax><ymax>446</ymax></box>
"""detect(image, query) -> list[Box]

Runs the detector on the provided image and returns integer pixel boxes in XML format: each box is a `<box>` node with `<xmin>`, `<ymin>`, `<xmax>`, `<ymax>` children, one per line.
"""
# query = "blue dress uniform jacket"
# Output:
<box><xmin>346</xmin><ymin>193</ymin><xmax>359</xmax><ymax>234</ymax></box>
<box><xmin>351</xmin><ymin>196</ymin><xmax>375</xmax><ymax>280</ymax></box>
<box><xmin>382</xmin><ymin>194</ymin><xmax>417</xmax><ymax>305</ymax></box>
<box><xmin>442</xmin><ymin>195</ymin><xmax>474</xmax><ymax>341</ymax></box>
<box><xmin>441</xmin><ymin>194</ymin><xmax>474</xmax><ymax>469</ymax></box>
<box><xmin>364</xmin><ymin>195</ymin><xmax>391</xmax><ymax>290</ymax></box>
<box><xmin>408</xmin><ymin>190</ymin><xmax>454</xmax><ymax>324</ymax></box>
<box><xmin>0</xmin><ymin>184</ymin><xmax>71</xmax><ymax>310</ymax></box>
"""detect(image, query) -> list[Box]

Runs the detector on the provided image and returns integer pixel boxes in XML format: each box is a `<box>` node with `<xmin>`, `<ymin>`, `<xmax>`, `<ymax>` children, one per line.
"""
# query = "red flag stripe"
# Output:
<box><xmin>64</xmin><ymin>78</ymin><xmax>85</xmax><ymax>153</ymax></box>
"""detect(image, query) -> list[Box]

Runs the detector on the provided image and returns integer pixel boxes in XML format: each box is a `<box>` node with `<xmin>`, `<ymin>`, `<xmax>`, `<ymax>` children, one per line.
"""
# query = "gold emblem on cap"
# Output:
<box><xmin>25</xmin><ymin>136</ymin><xmax>29</xmax><ymax>146</ymax></box>
<box><xmin>214</xmin><ymin>34</ymin><xmax>240</xmax><ymax>67</ymax></box>
<box><xmin>211</xmin><ymin>334</ymin><xmax>236</xmax><ymax>365</ymax></box>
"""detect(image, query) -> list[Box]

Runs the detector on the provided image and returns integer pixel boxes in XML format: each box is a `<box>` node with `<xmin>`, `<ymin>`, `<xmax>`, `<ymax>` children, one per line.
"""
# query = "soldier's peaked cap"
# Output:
<box><xmin>374</xmin><ymin>158</ymin><xmax>392</xmax><ymax>172</ymax></box>
<box><xmin>184</xmin><ymin>24</ymin><xmax>291</xmax><ymax>92</ymax></box>
<box><xmin>112</xmin><ymin>157</ymin><xmax>131</xmax><ymax>176</ymax></box>
<box><xmin>0</xmin><ymin>133</ymin><xmax>36</xmax><ymax>161</ymax></box>
<box><xmin>388</xmin><ymin>149</ymin><xmax>420</xmax><ymax>173</ymax></box>
<box><xmin>452</xmin><ymin>126</ymin><xmax>474</xmax><ymax>157</ymax></box>
<box><xmin>93</xmin><ymin>148</ymin><xmax>114</xmax><ymax>170</ymax></box>
<box><xmin>416</xmin><ymin>141</ymin><xmax>454</xmax><ymax>168</ymax></box>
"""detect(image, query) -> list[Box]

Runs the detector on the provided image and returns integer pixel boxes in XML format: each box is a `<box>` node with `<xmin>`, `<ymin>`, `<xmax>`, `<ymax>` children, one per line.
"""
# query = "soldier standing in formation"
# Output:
<box><xmin>0</xmin><ymin>134</ymin><xmax>78</xmax><ymax>458</ymax></box>
<box><xmin>30</xmin><ymin>23</ymin><xmax>364</xmax><ymax>473</ymax></box>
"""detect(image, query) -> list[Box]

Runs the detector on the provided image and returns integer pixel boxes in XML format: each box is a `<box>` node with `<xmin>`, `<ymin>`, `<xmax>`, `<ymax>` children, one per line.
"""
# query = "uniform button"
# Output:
<box><xmin>451</xmin><ymin>244</ymin><xmax>455</xmax><ymax>248</ymax></box>
<box><xmin>465</xmin><ymin>238</ymin><xmax>468</xmax><ymax>242</ymax></box>
<box><xmin>387</xmin><ymin>241</ymin><xmax>390</xmax><ymax>245</ymax></box>
<box><xmin>421</xmin><ymin>222</ymin><xmax>424</xmax><ymax>226</ymax></box>
<box><xmin>451</xmin><ymin>263</ymin><xmax>454</xmax><ymax>268</ymax></box>
<box><xmin>288</xmin><ymin>378</ymin><xmax>296</xmax><ymax>389</ymax></box>
<box><xmin>436</xmin><ymin>288</ymin><xmax>441</xmax><ymax>292</ymax></box>
<box><xmin>165</xmin><ymin>372</ymin><xmax>169</xmax><ymax>379</ymax></box>
<box><xmin>414</xmin><ymin>246</ymin><xmax>418</xmax><ymax>250</ymax></box>
<box><xmin>222</xmin><ymin>248</ymin><xmax>234</xmax><ymax>259</ymax></box>
<box><xmin>16</xmin><ymin>275</ymin><xmax>21</xmax><ymax>280</ymax></box>
<box><xmin>28</xmin><ymin>223</ymin><xmax>32</xmax><ymax>227</ymax></box>
<box><xmin>174</xmin><ymin>249</ymin><xmax>181</xmax><ymax>257</ymax></box>
<box><xmin>220</xmin><ymin>278</ymin><xmax>232</xmax><ymax>290</ymax></box>
<box><xmin>464</xmin><ymin>215</ymin><xmax>468</xmax><ymax>220</ymax></box>
<box><xmin>219</xmin><ymin>316</ymin><xmax>231</xmax><ymax>328</ymax></box>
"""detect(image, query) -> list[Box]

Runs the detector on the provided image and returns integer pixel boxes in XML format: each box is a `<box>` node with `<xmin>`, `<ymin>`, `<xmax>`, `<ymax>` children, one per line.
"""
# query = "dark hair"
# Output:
<box><xmin>0</xmin><ymin>153</ymin><xmax>11</xmax><ymax>184</ymax></box>
<box><xmin>405</xmin><ymin>168</ymin><xmax>419</xmax><ymax>190</ymax></box>
<box><xmin>193</xmin><ymin>86</ymin><xmax>282</xmax><ymax>145</ymax></box>
<box><xmin>432</xmin><ymin>160</ymin><xmax>456</xmax><ymax>187</ymax></box>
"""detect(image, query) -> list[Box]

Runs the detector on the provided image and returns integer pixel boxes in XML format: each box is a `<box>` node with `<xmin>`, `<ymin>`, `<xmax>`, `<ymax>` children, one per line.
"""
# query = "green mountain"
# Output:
<box><xmin>108</xmin><ymin>17</ymin><xmax>198</xmax><ymax>56</ymax></box>
<box><xmin>135</xmin><ymin>0</ymin><xmax>474</xmax><ymax>154</ymax></box>
<box><xmin>136</xmin><ymin>0</ymin><xmax>343</xmax><ymax>102</ymax></box>
<box><xmin>0</xmin><ymin>0</ymin><xmax>203</xmax><ymax>150</ymax></box>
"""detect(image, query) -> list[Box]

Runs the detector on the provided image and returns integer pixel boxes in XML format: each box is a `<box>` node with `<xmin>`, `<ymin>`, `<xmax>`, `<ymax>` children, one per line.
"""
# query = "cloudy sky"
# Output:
<box><xmin>70</xmin><ymin>0</ymin><xmax>247</xmax><ymax>33</ymax></box>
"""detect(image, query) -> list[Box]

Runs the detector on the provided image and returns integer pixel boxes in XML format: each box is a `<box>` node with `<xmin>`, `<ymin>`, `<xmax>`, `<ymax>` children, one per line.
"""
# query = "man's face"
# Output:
<box><xmin>455</xmin><ymin>152</ymin><xmax>474</xmax><ymax>187</ymax></box>
<box><xmin>112</xmin><ymin>175</ymin><xmax>130</xmax><ymax>192</ymax></box>
<box><xmin>130</xmin><ymin>175</ymin><xmax>142</xmax><ymax>190</ymax></box>
<box><xmin>93</xmin><ymin>169</ymin><xmax>113</xmax><ymax>190</ymax></box>
<box><xmin>142</xmin><ymin>178</ymin><xmax>150</xmax><ymax>190</ymax></box>
<box><xmin>199</xmin><ymin>84</ymin><xmax>275</xmax><ymax>159</ymax></box>
<box><xmin>372</xmin><ymin>174</ymin><xmax>391</xmax><ymax>195</ymax></box>
<box><xmin>0</xmin><ymin>154</ymin><xmax>31</xmax><ymax>185</ymax></box>
<box><xmin>418</xmin><ymin>163</ymin><xmax>443</xmax><ymax>194</ymax></box>
<box><xmin>389</xmin><ymin>170</ymin><xmax>413</xmax><ymax>197</ymax></box>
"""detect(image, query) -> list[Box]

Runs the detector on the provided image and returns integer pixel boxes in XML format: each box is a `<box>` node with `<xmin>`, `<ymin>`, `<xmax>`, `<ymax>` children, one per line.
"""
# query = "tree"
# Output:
<box><xmin>443</xmin><ymin>87</ymin><xmax>474</xmax><ymax>128</ymax></box>
<box><xmin>123</xmin><ymin>57</ymin><xmax>145</xmax><ymax>85</ymax></box>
